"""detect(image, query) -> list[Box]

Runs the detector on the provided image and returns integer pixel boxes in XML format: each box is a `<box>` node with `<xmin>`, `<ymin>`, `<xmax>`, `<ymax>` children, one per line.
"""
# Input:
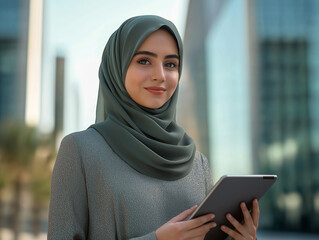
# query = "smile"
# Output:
<box><xmin>145</xmin><ymin>86</ymin><xmax>166</xmax><ymax>95</ymax></box>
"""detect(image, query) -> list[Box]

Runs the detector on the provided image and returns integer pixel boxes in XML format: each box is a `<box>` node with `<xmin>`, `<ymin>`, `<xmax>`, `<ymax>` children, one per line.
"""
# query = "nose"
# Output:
<box><xmin>151</xmin><ymin>63</ymin><xmax>165</xmax><ymax>82</ymax></box>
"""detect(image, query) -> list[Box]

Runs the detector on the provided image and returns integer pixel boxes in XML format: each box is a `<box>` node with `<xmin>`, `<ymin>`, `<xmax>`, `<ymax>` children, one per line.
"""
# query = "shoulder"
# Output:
<box><xmin>57</xmin><ymin>128</ymin><xmax>114</xmax><ymax>164</ymax></box>
<box><xmin>191</xmin><ymin>151</ymin><xmax>210</xmax><ymax>175</ymax></box>
<box><xmin>58</xmin><ymin>128</ymin><xmax>120</xmax><ymax>170</ymax></box>
<box><xmin>60</xmin><ymin>128</ymin><xmax>107</xmax><ymax>151</ymax></box>
<box><xmin>194</xmin><ymin>151</ymin><xmax>209</xmax><ymax>167</ymax></box>
<box><xmin>62</xmin><ymin>128</ymin><xmax>102</xmax><ymax>143</ymax></box>
<box><xmin>193</xmin><ymin>151</ymin><xmax>213</xmax><ymax>190</ymax></box>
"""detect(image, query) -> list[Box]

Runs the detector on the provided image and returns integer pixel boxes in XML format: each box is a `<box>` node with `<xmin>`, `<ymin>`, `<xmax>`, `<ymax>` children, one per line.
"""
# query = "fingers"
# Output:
<box><xmin>220</xmin><ymin>225</ymin><xmax>245</xmax><ymax>240</ymax></box>
<box><xmin>252</xmin><ymin>199</ymin><xmax>259</xmax><ymax>227</ymax></box>
<box><xmin>167</xmin><ymin>200</ymin><xmax>259</xmax><ymax>239</ymax></box>
<box><xmin>185</xmin><ymin>213</ymin><xmax>215</xmax><ymax>230</ymax></box>
<box><xmin>241</xmin><ymin>202</ymin><xmax>254</xmax><ymax>228</ymax></box>
<box><xmin>158</xmin><ymin>210</ymin><xmax>217</xmax><ymax>240</ymax></box>
<box><xmin>225</xmin><ymin>213</ymin><xmax>247</xmax><ymax>237</ymax></box>
<box><xmin>221</xmin><ymin>200</ymin><xmax>259</xmax><ymax>240</ymax></box>
<box><xmin>221</xmin><ymin>213</ymin><xmax>252</xmax><ymax>240</ymax></box>
<box><xmin>187</xmin><ymin>221</ymin><xmax>217</xmax><ymax>239</ymax></box>
<box><xmin>182</xmin><ymin>214</ymin><xmax>216</xmax><ymax>239</ymax></box>
<box><xmin>168</xmin><ymin>205</ymin><xmax>197</xmax><ymax>223</ymax></box>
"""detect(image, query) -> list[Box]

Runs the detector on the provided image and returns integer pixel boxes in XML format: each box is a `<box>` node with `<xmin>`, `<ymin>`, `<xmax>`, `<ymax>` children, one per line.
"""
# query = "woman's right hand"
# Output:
<box><xmin>155</xmin><ymin>205</ymin><xmax>216</xmax><ymax>240</ymax></box>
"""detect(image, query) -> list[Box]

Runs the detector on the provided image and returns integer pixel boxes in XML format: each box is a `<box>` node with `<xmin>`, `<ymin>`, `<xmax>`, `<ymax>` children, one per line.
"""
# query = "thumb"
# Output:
<box><xmin>168</xmin><ymin>205</ymin><xmax>197</xmax><ymax>223</ymax></box>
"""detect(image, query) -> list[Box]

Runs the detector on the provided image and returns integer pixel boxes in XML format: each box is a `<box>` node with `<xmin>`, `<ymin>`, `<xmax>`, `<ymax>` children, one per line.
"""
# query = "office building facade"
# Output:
<box><xmin>0</xmin><ymin>0</ymin><xmax>29</xmax><ymax>124</ymax></box>
<box><xmin>181</xmin><ymin>0</ymin><xmax>319</xmax><ymax>233</ymax></box>
<box><xmin>254</xmin><ymin>0</ymin><xmax>319</xmax><ymax>232</ymax></box>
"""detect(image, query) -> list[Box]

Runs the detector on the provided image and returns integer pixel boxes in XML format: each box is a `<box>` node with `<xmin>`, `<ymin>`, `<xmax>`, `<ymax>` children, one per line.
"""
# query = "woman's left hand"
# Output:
<box><xmin>220</xmin><ymin>198</ymin><xmax>259</xmax><ymax>240</ymax></box>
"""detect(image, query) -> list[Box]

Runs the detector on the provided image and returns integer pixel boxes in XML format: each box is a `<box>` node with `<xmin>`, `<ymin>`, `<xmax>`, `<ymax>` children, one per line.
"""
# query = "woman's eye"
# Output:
<box><xmin>137</xmin><ymin>59</ymin><xmax>150</xmax><ymax>65</ymax></box>
<box><xmin>165</xmin><ymin>62</ymin><xmax>177</xmax><ymax>68</ymax></box>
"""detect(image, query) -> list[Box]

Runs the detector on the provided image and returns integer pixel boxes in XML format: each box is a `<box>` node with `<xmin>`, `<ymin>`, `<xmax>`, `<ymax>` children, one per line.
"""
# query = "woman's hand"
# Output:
<box><xmin>155</xmin><ymin>205</ymin><xmax>217</xmax><ymax>240</ymax></box>
<box><xmin>221</xmin><ymin>199</ymin><xmax>259</xmax><ymax>240</ymax></box>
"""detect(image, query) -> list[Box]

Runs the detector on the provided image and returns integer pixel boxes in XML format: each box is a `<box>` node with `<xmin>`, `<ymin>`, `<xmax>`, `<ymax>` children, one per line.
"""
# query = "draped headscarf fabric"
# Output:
<box><xmin>90</xmin><ymin>15</ymin><xmax>196</xmax><ymax>181</ymax></box>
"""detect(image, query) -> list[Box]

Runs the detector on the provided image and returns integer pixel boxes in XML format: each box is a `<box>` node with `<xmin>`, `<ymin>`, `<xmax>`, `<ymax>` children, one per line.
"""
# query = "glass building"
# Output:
<box><xmin>254</xmin><ymin>0</ymin><xmax>319</xmax><ymax>232</ymax></box>
<box><xmin>181</xmin><ymin>0</ymin><xmax>319</xmax><ymax>233</ymax></box>
<box><xmin>0</xmin><ymin>0</ymin><xmax>29</xmax><ymax>123</ymax></box>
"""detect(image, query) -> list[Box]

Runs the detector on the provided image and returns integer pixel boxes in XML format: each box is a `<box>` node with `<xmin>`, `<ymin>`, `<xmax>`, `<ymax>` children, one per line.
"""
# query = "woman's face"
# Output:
<box><xmin>125</xmin><ymin>29</ymin><xmax>179</xmax><ymax>109</ymax></box>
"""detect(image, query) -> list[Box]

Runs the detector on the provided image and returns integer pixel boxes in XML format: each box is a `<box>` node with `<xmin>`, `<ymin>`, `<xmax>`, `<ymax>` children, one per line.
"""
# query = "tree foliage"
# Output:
<box><xmin>0</xmin><ymin>120</ymin><xmax>56</xmax><ymax>237</ymax></box>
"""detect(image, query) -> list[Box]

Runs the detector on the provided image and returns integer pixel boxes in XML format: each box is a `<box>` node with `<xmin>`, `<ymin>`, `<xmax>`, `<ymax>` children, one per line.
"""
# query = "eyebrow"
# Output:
<box><xmin>134</xmin><ymin>51</ymin><xmax>179</xmax><ymax>60</ymax></box>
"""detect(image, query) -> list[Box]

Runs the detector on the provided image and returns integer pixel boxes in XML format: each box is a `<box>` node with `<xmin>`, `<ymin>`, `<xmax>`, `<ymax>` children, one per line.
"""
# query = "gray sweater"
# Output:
<box><xmin>48</xmin><ymin>128</ymin><xmax>213</xmax><ymax>240</ymax></box>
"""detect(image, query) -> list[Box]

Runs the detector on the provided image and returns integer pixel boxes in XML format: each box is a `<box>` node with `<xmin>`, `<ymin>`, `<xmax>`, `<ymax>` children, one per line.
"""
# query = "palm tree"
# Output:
<box><xmin>0</xmin><ymin>168</ymin><xmax>7</xmax><ymax>240</ymax></box>
<box><xmin>29</xmin><ymin>134</ymin><xmax>56</xmax><ymax>236</ymax></box>
<box><xmin>0</xmin><ymin>121</ymin><xmax>40</xmax><ymax>240</ymax></box>
<box><xmin>30</xmin><ymin>168</ymin><xmax>51</xmax><ymax>236</ymax></box>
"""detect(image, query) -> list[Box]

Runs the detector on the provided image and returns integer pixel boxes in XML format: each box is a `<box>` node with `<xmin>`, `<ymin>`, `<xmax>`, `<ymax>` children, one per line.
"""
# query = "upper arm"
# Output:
<box><xmin>48</xmin><ymin>134</ymin><xmax>89</xmax><ymax>239</ymax></box>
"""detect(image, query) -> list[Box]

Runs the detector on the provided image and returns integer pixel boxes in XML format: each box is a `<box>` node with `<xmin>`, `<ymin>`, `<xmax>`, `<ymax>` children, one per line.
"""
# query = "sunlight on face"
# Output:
<box><xmin>125</xmin><ymin>29</ymin><xmax>179</xmax><ymax>109</ymax></box>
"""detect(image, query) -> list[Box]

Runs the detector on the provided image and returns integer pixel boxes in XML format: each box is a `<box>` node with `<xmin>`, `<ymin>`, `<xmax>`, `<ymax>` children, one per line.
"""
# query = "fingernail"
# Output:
<box><xmin>241</xmin><ymin>202</ymin><xmax>246</xmax><ymax>207</ymax></box>
<box><xmin>211</xmin><ymin>214</ymin><xmax>215</xmax><ymax>219</ymax></box>
<box><xmin>211</xmin><ymin>222</ymin><xmax>217</xmax><ymax>228</ymax></box>
<box><xmin>221</xmin><ymin>225</ymin><xmax>226</xmax><ymax>230</ymax></box>
<box><xmin>226</xmin><ymin>213</ymin><xmax>232</xmax><ymax>219</ymax></box>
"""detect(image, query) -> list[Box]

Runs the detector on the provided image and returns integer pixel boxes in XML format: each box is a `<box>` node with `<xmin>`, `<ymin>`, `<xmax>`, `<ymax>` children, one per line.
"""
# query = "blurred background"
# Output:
<box><xmin>0</xmin><ymin>0</ymin><xmax>318</xmax><ymax>239</ymax></box>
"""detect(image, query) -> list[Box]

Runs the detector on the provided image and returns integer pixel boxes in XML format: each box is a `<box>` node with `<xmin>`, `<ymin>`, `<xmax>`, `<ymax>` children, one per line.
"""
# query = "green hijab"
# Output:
<box><xmin>90</xmin><ymin>15</ymin><xmax>196</xmax><ymax>181</ymax></box>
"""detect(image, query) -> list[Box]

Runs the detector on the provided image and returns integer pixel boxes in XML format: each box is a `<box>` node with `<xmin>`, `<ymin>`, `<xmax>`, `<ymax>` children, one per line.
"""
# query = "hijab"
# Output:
<box><xmin>90</xmin><ymin>15</ymin><xmax>196</xmax><ymax>181</ymax></box>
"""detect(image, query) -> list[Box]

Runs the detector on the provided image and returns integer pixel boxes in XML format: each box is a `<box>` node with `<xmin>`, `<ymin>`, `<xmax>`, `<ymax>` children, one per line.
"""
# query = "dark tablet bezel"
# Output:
<box><xmin>189</xmin><ymin>175</ymin><xmax>277</xmax><ymax>240</ymax></box>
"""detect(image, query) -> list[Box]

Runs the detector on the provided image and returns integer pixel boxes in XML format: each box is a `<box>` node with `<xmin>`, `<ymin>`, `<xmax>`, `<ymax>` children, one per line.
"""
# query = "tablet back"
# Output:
<box><xmin>190</xmin><ymin>175</ymin><xmax>277</xmax><ymax>240</ymax></box>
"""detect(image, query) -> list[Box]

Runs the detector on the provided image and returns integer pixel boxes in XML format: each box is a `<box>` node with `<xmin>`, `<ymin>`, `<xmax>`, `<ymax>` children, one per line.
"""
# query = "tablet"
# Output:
<box><xmin>189</xmin><ymin>175</ymin><xmax>277</xmax><ymax>240</ymax></box>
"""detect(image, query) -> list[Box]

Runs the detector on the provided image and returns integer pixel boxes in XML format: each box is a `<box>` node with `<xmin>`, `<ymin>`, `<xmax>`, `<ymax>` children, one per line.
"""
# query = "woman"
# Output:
<box><xmin>48</xmin><ymin>15</ymin><xmax>259</xmax><ymax>240</ymax></box>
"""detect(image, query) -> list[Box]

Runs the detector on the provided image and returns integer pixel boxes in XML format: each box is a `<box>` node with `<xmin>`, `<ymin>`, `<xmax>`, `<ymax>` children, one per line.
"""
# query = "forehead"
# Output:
<box><xmin>136</xmin><ymin>29</ymin><xmax>178</xmax><ymax>54</ymax></box>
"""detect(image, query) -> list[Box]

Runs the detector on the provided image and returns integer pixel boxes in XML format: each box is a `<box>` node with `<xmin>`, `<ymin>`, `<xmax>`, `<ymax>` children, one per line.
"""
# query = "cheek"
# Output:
<box><xmin>125</xmin><ymin>68</ymin><xmax>140</xmax><ymax>93</ymax></box>
<box><xmin>168</xmin><ymin>73</ymin><xmax>179</xmax><ymax>95</ymax></box>
<box><xmin>126</xmin><ymin>67</ymin><xmax>147</xmax><ymax>83</ymax></box>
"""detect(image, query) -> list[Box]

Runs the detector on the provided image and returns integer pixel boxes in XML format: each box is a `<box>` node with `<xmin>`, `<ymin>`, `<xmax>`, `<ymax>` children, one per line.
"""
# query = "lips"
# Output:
<box><xmin>145</xmin><ymin>86</ymin><xmax>166</xmax><ymax>95</ymax></box>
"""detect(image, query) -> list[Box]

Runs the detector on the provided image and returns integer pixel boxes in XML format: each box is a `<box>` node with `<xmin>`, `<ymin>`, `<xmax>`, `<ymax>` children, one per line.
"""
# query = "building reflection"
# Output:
<box><xmin>180</xmin><ymin>0</ymin><xmax>319</xmax><ymax>234</ymax></box>
<box><xmin>0</xmin><ymin>0</ymin><xmax>29</xmax><ymax>123</ymax></box>
<box><xmin>255</xmin><ymin>0</ymin><xmax>319</xmax><ymax>232</ymax></box>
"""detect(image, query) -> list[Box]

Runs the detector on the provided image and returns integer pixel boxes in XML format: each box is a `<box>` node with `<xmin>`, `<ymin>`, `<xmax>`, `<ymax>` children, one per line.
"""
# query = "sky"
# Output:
<box><xmin>40</xmin><ymin>0</ymin><xmax>189</xmax><ymax>134</ymax></box>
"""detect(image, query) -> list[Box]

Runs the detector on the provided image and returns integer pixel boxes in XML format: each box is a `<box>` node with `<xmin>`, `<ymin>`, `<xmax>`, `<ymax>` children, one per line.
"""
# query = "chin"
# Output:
<box><xmin>141</xmin><ymin>102</ymin><xmax>165</xmax><ymax>109</ymax></box>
